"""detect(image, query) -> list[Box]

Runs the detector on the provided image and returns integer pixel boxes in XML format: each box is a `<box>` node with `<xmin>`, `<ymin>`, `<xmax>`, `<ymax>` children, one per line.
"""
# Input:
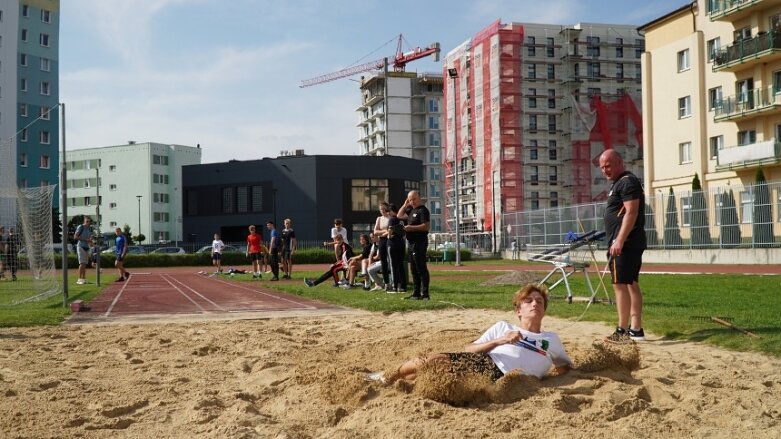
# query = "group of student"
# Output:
<box><xmin>305</xmin><ymin>190</ymin><xmax>432</xmax><ymax>301</ymax></box>
<box><xmin>219</xmin><ymin>218</ymin><xmax>297</xmax><ymax>281</ymax></box>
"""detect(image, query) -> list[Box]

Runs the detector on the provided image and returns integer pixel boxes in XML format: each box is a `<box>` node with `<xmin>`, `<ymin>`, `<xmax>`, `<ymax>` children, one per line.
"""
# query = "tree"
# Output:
<box><xmin>134</xmin><ymin>233</ymin><xmax>146</xmax><ymax>245</ymax></box>
<box><xmin>123</xmin><ymin>224</ymin><xmax>135</xmax><ymax>245</ymax></box>
<box><xmin>690</xmin><ymin>173</ymin><xmax>712</xmax><ymax>248</ymax></box>
<box><xmin>664</xmin><ymin>187</ymin><xmax>683</xmax><ymax>249</ymax></box>
<box><xmin>752</xmin><ymin>167</ymin><xmax>774</xmax><ymax>248</ymax></box>
<box><xmin>719</xmin><ymin>189</ymin><xmax>741</xmax><ymax>247</ymax></box>
<box><xmin>644</xmin><ymin>202</ymin><xmax>659</xmax><ymax>247</ymax></box>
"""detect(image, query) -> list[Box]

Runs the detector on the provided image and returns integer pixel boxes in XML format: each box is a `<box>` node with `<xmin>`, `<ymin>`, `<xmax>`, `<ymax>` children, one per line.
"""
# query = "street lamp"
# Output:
<box><xmin>136</xmin><ymin>195</ymin><xmax>142</xmax><ymax>243</ymax></box>
<box><xmin>447</xmin><ymin>67</ymin><xmax>462</xmax><ymax>266</ymax></box>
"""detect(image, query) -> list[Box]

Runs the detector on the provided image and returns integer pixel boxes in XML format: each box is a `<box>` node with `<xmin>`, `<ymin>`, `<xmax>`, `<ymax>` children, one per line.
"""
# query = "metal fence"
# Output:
<box><xmin>502</xmin><ymin>180</ymin><xmax>781</xmax><ymax>250</ymax></box>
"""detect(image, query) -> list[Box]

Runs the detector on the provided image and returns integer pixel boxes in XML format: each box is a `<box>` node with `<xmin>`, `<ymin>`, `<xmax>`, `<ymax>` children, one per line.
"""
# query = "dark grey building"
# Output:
<box><xmin>182</xmin><ymin>155</ymin><xmax>423</xmax><ymax>245</ymax></box>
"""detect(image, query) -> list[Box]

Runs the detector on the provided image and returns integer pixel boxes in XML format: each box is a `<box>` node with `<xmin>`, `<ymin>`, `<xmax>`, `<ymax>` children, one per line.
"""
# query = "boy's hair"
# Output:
<box><xmin>334</xmin><ymin>218</ymin><xmax>342</xmax><ymax>225</ymax></box>
<box><xmin>249</xmin><ymin>225</ymin><xmax>256</xmax><ymax>232</ymax></box>
<box><xmin>334</xmin><ymin>234</ymin><xmax>344</xmax><ymax>242</ymax></box>
<box><xmin>512</xmin><ymin>283</ymin><xmax>549</xmax><ymax>310</ymax></box>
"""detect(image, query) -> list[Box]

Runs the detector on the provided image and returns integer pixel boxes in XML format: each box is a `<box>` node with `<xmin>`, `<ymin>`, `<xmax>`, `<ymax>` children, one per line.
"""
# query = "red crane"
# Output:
<box><xmin>300</xmin><ymin>34</ymin><xmax>440</xmax><ymax>88</ymax></box>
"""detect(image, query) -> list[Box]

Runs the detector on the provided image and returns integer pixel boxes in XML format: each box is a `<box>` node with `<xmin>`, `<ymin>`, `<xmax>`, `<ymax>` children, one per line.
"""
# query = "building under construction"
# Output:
<box><xmin>443</xmin><ymin>20</ymin><xmax>644</xmax><ymax>248</ymax></box>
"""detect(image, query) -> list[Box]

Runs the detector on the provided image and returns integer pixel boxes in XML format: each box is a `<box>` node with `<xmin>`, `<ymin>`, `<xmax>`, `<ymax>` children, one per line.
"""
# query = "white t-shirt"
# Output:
<box><xmin>474</xmin><ymin>320</ymin><xmax>572</xmax><ymax>379</ymax></box>
<box><xmin>212</xmin><ymin>239</ymin><xmax>224</xmax><ymax>254</ymax></box>
<box><xmin>331</xmin><ymin>226</ymin><xmax>348</xmax><ymax>241</ymax></box>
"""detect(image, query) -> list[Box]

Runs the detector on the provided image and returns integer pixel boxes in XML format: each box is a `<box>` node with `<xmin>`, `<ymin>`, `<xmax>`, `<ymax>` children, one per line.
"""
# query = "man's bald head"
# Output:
<box><xmin>407</xmin><ymin>190</ymin><xmax>422</xmax><ymax>207</ymax></box>
<box><xmin>599</xmin><ymin>149</ymin><xmax>625</xmax><ymax>181</ymax></box>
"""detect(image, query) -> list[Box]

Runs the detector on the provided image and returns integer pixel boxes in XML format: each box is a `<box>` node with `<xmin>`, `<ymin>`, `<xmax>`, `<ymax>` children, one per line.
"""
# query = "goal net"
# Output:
<box><xmin>0</xmin><ymin>184</ymin><xmax>61</xmax><ymax>306</ymax></box>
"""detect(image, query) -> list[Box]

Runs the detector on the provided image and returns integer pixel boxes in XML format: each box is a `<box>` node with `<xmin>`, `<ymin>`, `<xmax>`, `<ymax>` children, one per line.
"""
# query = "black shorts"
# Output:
<box><xmin>282</xmin><ymin>249</ymin><xmax>292</xmax><ymax>260</ymax></box>
<box><xmin>445</xmin><ymin>352</ymin><xmax>504</xmax><ymax>381</ymax></box>
<box><xmin>115</xmin><ymin>254</ymin><xmax>125</xmax><ymax>262</ymax></box>
<box><xmin>248</xmin><ymin>252</ymin><xmax>261</xmax><ymax>262</ymax></box>
<box><xmin>607</xmin><ymin>248</ymin><xmax>644</xmax><ymax>284</ymax></box>
<box><xmin>212</xmin><ymin>253</ymin><xmax>221</xmax><ymax>261</ymax></box>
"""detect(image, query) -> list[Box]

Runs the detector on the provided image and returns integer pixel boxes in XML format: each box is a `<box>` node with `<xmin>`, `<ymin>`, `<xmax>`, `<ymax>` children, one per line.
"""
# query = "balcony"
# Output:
<box><xmin>714</xmin><ymin>86</ymin><xmax>781</xmax><ymax>121</ymax></box>
<box><xmin>713</xmin><ymin>30</ymin><xmax>781</xmax><ymax>72</ymax></box>
<box><xmin>716</xmin><ymin>139</ymin><xmax>781</xmax><ymax>170</ymax></box>
<box><xmin>707</xmin><ymin>0</ymin><xmax>774</xmax><ymax>21</ymax></box>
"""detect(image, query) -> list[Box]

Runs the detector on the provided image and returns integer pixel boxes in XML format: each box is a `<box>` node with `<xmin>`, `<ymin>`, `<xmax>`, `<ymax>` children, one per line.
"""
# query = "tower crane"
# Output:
<box><xmin>300</xmin><ymin>34</ymin><xmax>440</xmax><ymax>88</ymax></box>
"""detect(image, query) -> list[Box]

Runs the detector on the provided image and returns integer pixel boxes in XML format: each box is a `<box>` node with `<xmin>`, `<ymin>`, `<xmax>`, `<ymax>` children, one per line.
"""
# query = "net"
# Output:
<box><xmin>0</xmin><ymin>184</ymin><xmax>61</xmax><ymax>305</ymax></box>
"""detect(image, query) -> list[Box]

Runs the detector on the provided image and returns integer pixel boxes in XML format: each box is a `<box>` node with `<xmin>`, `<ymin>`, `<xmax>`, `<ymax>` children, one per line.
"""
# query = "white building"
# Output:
<box><xmin>357</xmin><ymin>72</ymin><xmax>445</xmax><ymax>231</ymax></box>
<box><xmin>66</xmin><ymin>142</ymin><xmax>201</xmax><ymax>243</ymax></box>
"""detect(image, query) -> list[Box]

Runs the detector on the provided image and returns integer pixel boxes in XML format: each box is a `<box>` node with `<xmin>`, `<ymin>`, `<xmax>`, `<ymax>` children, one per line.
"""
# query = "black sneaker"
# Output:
<box><xmin>628</xmin><ymin>328</ymin><xmax>646</xmax><ymax>341</ymax></box>
<box><xmin>270</xmin><ymin>277</ymin><xmax>279</xmax><ymax>281</ymax></box>
<box><xmin>404</xmin><ymin>295</ymin><xmax>422</xmax><ymax>300</ymax></box>
<box><xmin>604</xmin><ymin>327</ymin><xmax>632</xmax><ymax>345</ymax></box>
<box><xmin>304</xmin><ymin>278</ymin><xmax>314</xmax><ymax>287</ymax></box>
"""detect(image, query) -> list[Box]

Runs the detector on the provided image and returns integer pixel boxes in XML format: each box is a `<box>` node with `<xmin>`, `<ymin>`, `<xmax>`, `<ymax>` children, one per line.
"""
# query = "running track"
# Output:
<box><xmin>70</xmin><ymin>271</ymin><xmax>355</xmax><ymax>323</ymax></box>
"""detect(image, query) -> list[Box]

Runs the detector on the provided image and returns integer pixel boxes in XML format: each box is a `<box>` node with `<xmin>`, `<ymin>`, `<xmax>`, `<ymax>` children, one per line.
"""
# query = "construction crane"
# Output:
<box><xmin>300</xmin><ymin>34</ymin><xmax>440</xmax><ymax>88</ymax></box>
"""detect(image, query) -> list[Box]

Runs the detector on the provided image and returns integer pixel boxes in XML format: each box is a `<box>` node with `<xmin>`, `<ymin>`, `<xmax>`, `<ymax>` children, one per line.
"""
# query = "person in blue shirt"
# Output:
<box><xmin>266</xmin><ymin>220</ymin><xmax>281</xmax><ymax>281</ymax></box>
<box><xmin>114</xmin><ymin>227</ymin><xmax>129</xmax><ymax>281</ymax></box>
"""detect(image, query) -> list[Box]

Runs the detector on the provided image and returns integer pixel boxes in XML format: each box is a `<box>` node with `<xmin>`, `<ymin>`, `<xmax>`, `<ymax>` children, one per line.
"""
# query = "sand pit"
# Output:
<box><xmin>1</xmin><ymin>309</ymin><xmax>780</xmax><ymax>438</ymax></box>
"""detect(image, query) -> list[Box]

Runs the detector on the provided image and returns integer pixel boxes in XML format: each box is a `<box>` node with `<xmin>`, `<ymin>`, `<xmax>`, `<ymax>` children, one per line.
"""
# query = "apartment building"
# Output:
<box><xmin>443</xmin><ymin>19</ymin><xmax>644</xmax><ymax>245</ymax></box>
<box><xmin>65</xmin><ymin>142</ymin><xmax>201</xmax><ymax>243</ymax></box>
<box><xmin>0</xmin><ymin>0</ymin><xmax>59</xmax><ymax>193</ymax></box>
<box><xmin>357</xmin><ymin>72</ymin><xmax>445</xmax><ymax>232</ymax></box>
<box><xmin>642</xmin><ymin>1</ymin><xmax>781</xmax><ymax>192</ymax></box>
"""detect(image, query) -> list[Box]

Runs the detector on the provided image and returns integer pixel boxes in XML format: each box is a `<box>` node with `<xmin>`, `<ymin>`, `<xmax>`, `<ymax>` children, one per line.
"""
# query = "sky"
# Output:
<box><xmin>60</xmin><ymin>0</ymin><xmax>686</xmax><ymax>164</ymax></box>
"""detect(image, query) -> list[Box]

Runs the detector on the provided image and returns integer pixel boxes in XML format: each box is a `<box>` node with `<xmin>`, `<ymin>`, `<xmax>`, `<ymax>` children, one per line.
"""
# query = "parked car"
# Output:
<box><xmin>195</xmin><ymin>245</ymin><xmax>242</xmax><ymax>254</ymax></box>
<box><xmin>150</xmin><ymin>246</ymin><xmax>187</xmax><ymax>255</ymax></box>
<box><xmin>102</xmin><ymin>245</ymin><xmax>147</xmax><ymax>255</ymax></box>
<box><xmin>435</xmin><ymin>242</ymin><xmax>466</xmax><ymax>251</ymax></box>
<box><xmin>18</xmin><ymin>243</ymin><xmax>74</xmax><ymax>255</ymax></box>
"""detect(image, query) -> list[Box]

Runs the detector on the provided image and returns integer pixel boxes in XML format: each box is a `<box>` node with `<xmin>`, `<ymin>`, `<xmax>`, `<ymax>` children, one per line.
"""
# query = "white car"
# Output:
<box><xmin>150</xmin><ymin>247</ymin><xmax>187</xmax><ymax>255</ymax></box>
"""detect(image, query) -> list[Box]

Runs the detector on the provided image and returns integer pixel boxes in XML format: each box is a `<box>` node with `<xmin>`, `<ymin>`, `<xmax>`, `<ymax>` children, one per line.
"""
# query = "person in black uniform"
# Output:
<box><xmin>397</xmin><ymin>190</ymin><xmax>431</xmax><ymax>300</ymax></box>
<box><xmin>599</xmin><ymin>149</ymin><xmax>647</xmax><ymax>344</ymax></box>
<box><xmin>386</xmin><ymin>203</ymin><xmax>407</xmax><ymax>293</ymax></box>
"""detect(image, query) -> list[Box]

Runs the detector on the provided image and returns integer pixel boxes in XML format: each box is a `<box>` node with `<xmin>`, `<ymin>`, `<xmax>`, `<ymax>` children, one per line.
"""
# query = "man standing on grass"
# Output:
<box><xmin>397</xmin><ymin>190</ymin><xmax>431</xmax><ymax>301</ymax></box>
<box><xmin>74</xmin><ymin>217</ymin><xmax>93</xmax><ymax>285</ymax></box>
<box><xmin>266</xmin><ymin>220</ymin><xmax>280</xmax><ymax>281</ymax></box>
<box><xmin>599</xmin><ymin>149</ymin><xmax>646</xmax><ymax>343</ymax></box>
<box><xmin>114</xmin><ymin>227</ymin><xmax>129</xmax><ymax>282</ymax></box>
<box><xmin>281</xmin><ymin>218</ymin><xmax>296</xmax><ymax>279</ymax></box>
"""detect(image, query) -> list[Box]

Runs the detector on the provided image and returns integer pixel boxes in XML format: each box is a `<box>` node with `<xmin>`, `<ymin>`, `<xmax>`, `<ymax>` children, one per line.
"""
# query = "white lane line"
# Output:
<box><xmin>205</xmin><ymin>276</ymin><xmax>318</xmax><ymax>309</ymax></box>
<box><xmin>158</xmin><ymin>274</ymin><xmax>207</xmax><ymax>312</ymax></box>
<box><xmin>104</xmin><ymin>280</ymin><xmax>130</xmax><ymax>317</ymax></box>
<box><xmin>163</xmin><ymin>273</ymin><xmax>226</xmax><ymax>312</ymax></box>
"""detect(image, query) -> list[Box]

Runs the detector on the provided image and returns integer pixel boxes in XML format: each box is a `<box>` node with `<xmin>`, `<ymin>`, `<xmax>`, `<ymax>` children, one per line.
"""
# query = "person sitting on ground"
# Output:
<box><xmin>366</xmin><ymin>233</ymin><xmax>386</xmax><ymax>291</ymax></box>
<box><xmin>305</xmin><ymin>234</ymin><xmax>354</xmax><ymax>288</ymax></box>
<box><xmin>367</xmin><ymin>283</ymin><xmax>572</xmax><ymax>385</ymax></box>
<box><xmin>343</xmin><ymin>233</ymin><xmax>372</xmax><ymax>290</ymax></box>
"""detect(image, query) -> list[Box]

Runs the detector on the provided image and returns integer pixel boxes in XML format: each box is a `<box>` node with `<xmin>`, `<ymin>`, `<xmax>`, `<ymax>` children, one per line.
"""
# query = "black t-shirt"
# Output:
<box><xmin>404</xmin><ymin>205</ymin><xmax>430</xmax><ymax>242</ymax></box>
<box><xmin>281</xmin><ymin>228</ymin><xmax>295</xmax><ymax>250</ymax></box>
<box><xmin>360</xmin><ymin>243</ymin><xmax>372</xmax><ymax>259</ymax></box>
<box><xmin>387</xmin><ymin>216</ymin><xmax>405</xmax><ymax>244</ymax></box>
<box><xmin>604</xmin><ymin>171</ymin><xmax>646</xmax><ymax>250</ymax></box>
<box><xmin>4</xmin><ymin>235</ymin><xmax>19</xmax><ymax>255</ymax></box>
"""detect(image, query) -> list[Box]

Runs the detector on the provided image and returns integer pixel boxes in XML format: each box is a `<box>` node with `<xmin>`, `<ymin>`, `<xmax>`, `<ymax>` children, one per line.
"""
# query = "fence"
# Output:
<box><xmin>502</xmin><ymin>180</ymin><xmax>781</xmax><ymax>250</ymax></box>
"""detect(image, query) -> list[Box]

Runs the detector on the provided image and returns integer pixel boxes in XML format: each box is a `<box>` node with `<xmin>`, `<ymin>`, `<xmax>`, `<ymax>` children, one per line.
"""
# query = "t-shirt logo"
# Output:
<box><xmin>413</xmin><ymin>213</ymin><xmax>418</xmax><ymax>218</ymax></box>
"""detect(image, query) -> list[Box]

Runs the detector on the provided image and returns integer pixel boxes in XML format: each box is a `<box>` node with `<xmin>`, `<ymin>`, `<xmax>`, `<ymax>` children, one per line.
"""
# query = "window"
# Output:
<box><xmin>152</xmin><ymin>154</ymin><xmax>169</xmax><ymax>165</ymax></box>
<box><xmin>21</xmin><ymin>28</ymin><xmax>28</xmax><ymax>42</ymax></box>
<box><xmin>677</xmin><ymin>49</ymin><xmax>690</xmax><ymax>72</ymax></box>
<box><xmin>529</xmin><ymin>114</ymin><xmax>537</xmax><ymax>131</ymax></box>
<box><xmin>708</xmin><ymin>87</ymin><xmax>722</xmax><ymax>111</ymax></box>
<box><xmin>41</xmin><ymin>9</ymin><xmax>50</xmax><ymax>23</ymax></box>
<box><xmin>40</xmin><ymin>106</ymin><xmax>50</xmax><ymax>120</ymax></box>
<box><xmin>587</xmin><ymin>62</ymin><xmax>600</xmax><ymax>78</ymax></box>
<box><xmin>616</xmin><ymin>38</ymin><xmax>624</xmax><ymax>58</ymax></box>
<box><xmin>39</xmin><ymin>33</ymin><xmax>49</xmax><ymax>47</ymax></box>
<box><xmin>20</xmin><ymin>53</ymin><xmax>27</xmax><ymax>66</ymax></box>
<box><xmin>616</xmin><ymin>63</ymin><xmax>624</xmax><ymax>80</ymax></box>
<box><xmin>734</xmin><ymin>27</ymin><xmax>751</xmax><ymax>42</ymax></box>
<box><xmin>20</xmin><ymin>103</ymin><xmax>27</xmax><ymax>117</ymax></box>
<box><xmin>251</xmin><ymin>185</ymin><xmax>263</xmax><ymax>212</ymax></box>
<box><xmin>530</xmin><ymin>148</ymin><xmax>538</xmax><ymax>160</ymax></box>
<box><xmin>527</xmin><ymin>36</ymin><xmax>535</xmax><ymax>56</ymax></box>
<box><xmin>681</xmin><ymin>196</ymin><xmax>692</xmax><ymax>226</ymax></box>
<box><xmin>429</xmin><ymin>167</ymin><xmax>441</xmax><ymax>180</ymax></box>
<box><xmin>109</xmin><ymin>184</ymin><xmax>117</xmax><ymax>191</ymax></box>
<box><xmin>547</xmin><ymin>89</ymin><xmax>556</xmax><ymax>108</ymax></box>
<box><xmin>22</xmin><ymin>5</ymin><xmax>28</xmax><ymax>16</ymax></box>
<box><xmin>635</xmin><ymin>39</ymin><xmax>644</xmax><ymax>58</ymax></box>
<box><xmin>548</xmin><ymin>145</ymin><xmax>557</xmax><ymax>160</ymax></box>
<box><xmin>351</xmin><ymin>178</ymin><xmax>388</xmax><ymax>211</ymax></box>
<box><xmin>429</xmin><ymin>149</ymin><xmax>440</xmax><ymax>163</ymax></box>
<box><xmin>237</xmin><ymin>186</ymin><xmax>249</xmax><ymax>213</ymax></box>
<box><xmin>707</xmin><ymin>37</ymin><xmax>720</xmax><ymax>62</ymax></box>
<box><xmin>221</xmin><ymin>187</ymin><xmax>234</xmax><ymax>214</ymax></box>
<box><xmin>530</xmin><ymin>166</ymin><xmax>539</xmax><ymax>185</ymax></box>
<box><xmin>736</xmin><ymin>78</ymin><xmax>753</xmax><ymax>104</ymax></box>
<box><xmin>774</xmin><ymin>70</ymin><xmax>781</xmax><ymax>94</ymax></box>
<box><xmin>679</xmin><ymin>142</ymin><xmax>692</xmax><ymax>163</ymax></box>
<box><xmin>428</xmin><ymin>98</ymin><xmax>439</xmax><ymax>112</ymax></box>
<box><xmin>40</xmin><ymin>58</ymin><xmax>50</xmax><ymax>71</ymax></box>
<box><xmin>40</xmin><ymin>155</ymin><xmax>50</xmax><ymax>169</ymax></box>
<box><xmin>20</xmin><ymin>78</ymin><xmax>27</xmax><ymax>91</ymax></box>
<box><xmin>547</xmin><ymin>64</ymin><xmax>555</xmax><ymax>79</ymax></box>
<box><xmin>431</xmin><ymin>201</ymin><xmax>442</xmax><ymax>215</ymax></box>
<box><xmin>428</xmin><ymin>115</ymin><xmax>439</xmax><ymax>129</ymax></box>
<box><xmin>428</xmin><ymin>132</ymin><xmax>440</xmax><ymax>146</ymax></box>
<box><xmin>21</xmin><ymin>128</ymin><xmax>28</xmax><ymax>142</ymax></box>
<box><xmin>40</xmin><ymin>81</ymin><xmax>50</xmax><ymax>95</ymax></box>
<box><xmin>549</xmin><ymin>166</ymin><xmax>558</xmax><ymax>184</ymax></box>
<box><xmin>20</xmin><ymin>153</ymin><xmax>27</xmax><ymax>167</ymax></box>
<box><xmin>153</xmin><ymin>212</ymin><xmax>170</xmax><ymax>222</ymax></box>
<box><xmin>547</xmin><ymin>114</ymin><xmax>556</xmax><ymax>133</ymax></box>
<box><xmin>429</xmin><ymin>182</ymin><xmax>441</xmax><ymax>197</ymax></box>
<box><xmin>109</xmin><ymin>202</ymin><xmax>117</xmax><ymax>209</ymax></box>
<box><xmin>737</xmin><ymin>130</ymin><xmax>756</xmax><ymax>145</ymax></box>
<box><xmin>528</xmin><ymin>90</ymin><xmax>537</xmax><ymax>108</ymax></box>
<box><xmin>40</xmin><ymin>131</ymin><xmax>50</xmax><ymax>144</ymax></box>
<box><xmin>678</xmin><ymin>96</ymin><xmax>691</xmax><ymax>118</ymax></box>
<box><xmin>709</xmin><ymin>135</ymin><xmax>723</xmax><ymax>159</ymax></box>
<box><xmin>586</xmin><ymin>36</ymin><xmax>600</xmax><ymax>56</ymax></box>
<box><xmin>109</xmin><ymin>165</ymin><xmax>116</xmax><ymax>171</ymax></box>
<box><xmin>527</xmin><ymin>64</ymin><xmax>536</xmax><ymax>79</ymax></box>
<box><xmin>741</xmin><ymin>191</ymin><xmax>753</xmax><ymax>223</ymax></box>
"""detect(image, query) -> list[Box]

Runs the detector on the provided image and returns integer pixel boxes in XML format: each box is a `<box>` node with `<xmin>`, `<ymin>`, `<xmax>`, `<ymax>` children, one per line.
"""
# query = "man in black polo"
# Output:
<box><xmin>599</xmin><ymin>149</ymin><xmax>647</xmax><ymax>344</ymax></box>
<box><xmin>397</xmin><ymin>190</ymin><xmax>431</xmax><ymax>300</ymax></box>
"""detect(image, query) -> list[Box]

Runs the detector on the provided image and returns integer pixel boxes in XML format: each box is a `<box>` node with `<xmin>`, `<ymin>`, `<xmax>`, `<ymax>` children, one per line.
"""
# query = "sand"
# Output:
<box><xmin>1</xmin><ymin>310</ymin><xmax>780</xmax><ymax>438</ymax></box>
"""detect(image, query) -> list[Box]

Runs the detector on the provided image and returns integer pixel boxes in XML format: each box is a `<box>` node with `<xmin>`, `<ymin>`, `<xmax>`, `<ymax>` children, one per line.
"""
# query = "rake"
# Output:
<box><xmin>690</xmin><ymin>316</ymin><xmax>760</xmax><ymax>338</ymax></box>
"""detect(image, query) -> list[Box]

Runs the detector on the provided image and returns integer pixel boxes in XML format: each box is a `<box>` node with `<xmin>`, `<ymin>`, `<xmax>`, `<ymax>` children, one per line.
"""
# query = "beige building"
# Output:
<box><xmin>642</xmin><ymin>1</ymin><xmax>781</xmax><ymax>192</ymax></box>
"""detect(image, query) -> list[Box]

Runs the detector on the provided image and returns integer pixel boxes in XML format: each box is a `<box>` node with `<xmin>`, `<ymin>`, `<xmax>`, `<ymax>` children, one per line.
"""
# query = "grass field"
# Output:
<box><xmin>1</xmin><ymin>266</ymin><xmax>778</xmax><ymax>358</ymax></box>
